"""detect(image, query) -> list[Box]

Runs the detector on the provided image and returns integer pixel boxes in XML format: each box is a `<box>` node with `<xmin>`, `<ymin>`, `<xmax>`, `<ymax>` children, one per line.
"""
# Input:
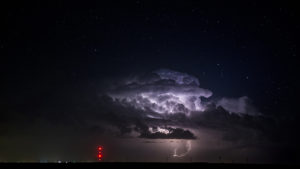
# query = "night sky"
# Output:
<box><xmin>1</xmin><ymin>0</ymin><xmax>299</xmax><ymax>163</ymax></box>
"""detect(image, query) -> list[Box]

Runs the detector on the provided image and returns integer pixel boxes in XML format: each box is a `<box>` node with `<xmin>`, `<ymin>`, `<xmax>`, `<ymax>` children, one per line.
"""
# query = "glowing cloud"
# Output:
<box><xmin>107</xmin><ymin>69</ymin><xmax>213</xmax><ymax>116</ymax></box>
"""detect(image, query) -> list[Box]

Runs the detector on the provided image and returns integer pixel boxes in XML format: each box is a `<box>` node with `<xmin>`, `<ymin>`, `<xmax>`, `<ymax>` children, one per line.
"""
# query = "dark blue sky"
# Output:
<box><xmin>2</xmin><ymin>1</ymin><xmax>297</xmax><ymax>115</ymax></box>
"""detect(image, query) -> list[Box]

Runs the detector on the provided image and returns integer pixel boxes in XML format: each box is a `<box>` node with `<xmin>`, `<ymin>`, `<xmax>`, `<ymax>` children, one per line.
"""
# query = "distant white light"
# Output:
<box><xmin>149</xmin><ymin>127</ymin><xmax>170</xmax><ymax>134</ymax></box>
<box><xmin>157</xmin><ymin>127</ymin><xmax>170</xmax><ymax>134</ymax></box>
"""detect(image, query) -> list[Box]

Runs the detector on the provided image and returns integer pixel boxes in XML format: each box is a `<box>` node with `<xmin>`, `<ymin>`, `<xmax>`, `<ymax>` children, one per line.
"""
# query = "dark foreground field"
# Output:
<box><xmin>0</xmin><ymin>162</ymin><xmax>297</xmax><ymax>169</ymax></box>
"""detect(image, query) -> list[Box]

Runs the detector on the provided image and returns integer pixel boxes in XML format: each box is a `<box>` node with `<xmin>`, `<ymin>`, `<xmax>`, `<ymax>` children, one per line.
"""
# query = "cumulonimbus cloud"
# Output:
<box><xmin>106</xmin><ymin>68</ymin><xmax>259</xmax><ymax>117</ymax></box>
<box><xmin>99</xmin><ymin>68</ymin><xmax>262</xmax><ymax>143</ymax></box>
<box><xmin>107</xmin><ymin>69</ymin><xmax>213</xmax><ymax>116</ymax></box>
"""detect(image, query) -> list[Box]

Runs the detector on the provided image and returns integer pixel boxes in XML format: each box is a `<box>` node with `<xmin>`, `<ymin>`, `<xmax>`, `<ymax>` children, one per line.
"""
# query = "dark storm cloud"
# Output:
<box><xmin>85</xmin><ymin>69</ymin><xmax>267</xmax><ymax>142</ymax></box>
<box><xmin>86</xmin><ymin>95</ymin><xmax>196</xmax><ymax>139</ymax></box>
<box><xmin>189</xmin><ymin>104</ymin><xmax>267</xmax><ymax>142</ymax></box>
<box><xmin>216</xmin><ymin>96</ymin><xmax>260</xmax><ymax>116</ymax></box>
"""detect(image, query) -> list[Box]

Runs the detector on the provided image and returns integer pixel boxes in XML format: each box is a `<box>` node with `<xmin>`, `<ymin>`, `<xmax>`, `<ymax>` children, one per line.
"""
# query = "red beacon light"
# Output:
<box><xmin>97</xmin><ymin>146</ymin><xmax>103</xmax><ymax>161</ymax></box>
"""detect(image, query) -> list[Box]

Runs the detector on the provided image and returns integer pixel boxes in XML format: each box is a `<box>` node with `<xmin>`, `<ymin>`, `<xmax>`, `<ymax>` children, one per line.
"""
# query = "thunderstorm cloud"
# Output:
<box><xmin>96</xmin><ymin>68</ymin><xmax>263</xmax><ymax>141</ymax></box>
<box><xmin>0</xmin><ymin>68</ymin><xmax>285</xmax><ymax>161</ymax></box>
<box><xmin>107</xmin><ymin>69</ymin><xmax>213</xmax><ymax>115</ymax></box>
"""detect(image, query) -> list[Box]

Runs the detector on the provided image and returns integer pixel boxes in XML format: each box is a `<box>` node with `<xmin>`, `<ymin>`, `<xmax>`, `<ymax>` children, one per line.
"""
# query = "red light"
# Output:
<box><xmin>97</xmin><ymin>146</ymin><xmax>103</xmax><ymax>161</ymax></box>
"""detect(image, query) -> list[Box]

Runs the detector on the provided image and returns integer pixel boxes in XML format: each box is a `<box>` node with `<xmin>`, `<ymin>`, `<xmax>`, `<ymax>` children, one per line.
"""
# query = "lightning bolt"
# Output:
<box><xmin>173</xmin><ymin>140</ymin><xmax>192</xmax><ymax>157</ymax></box>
